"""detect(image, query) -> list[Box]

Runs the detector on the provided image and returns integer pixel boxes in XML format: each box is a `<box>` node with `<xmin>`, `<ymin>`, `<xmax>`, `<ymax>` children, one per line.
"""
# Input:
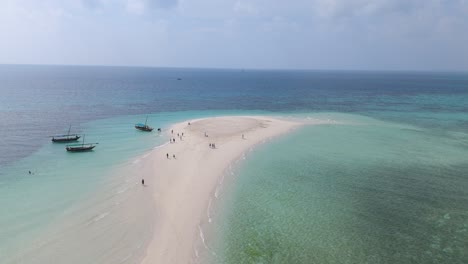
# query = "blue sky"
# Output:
<box><xmin>1</xmin><ymin>0</ymin><xmax>467</xmax><ymax>70</ymax></box>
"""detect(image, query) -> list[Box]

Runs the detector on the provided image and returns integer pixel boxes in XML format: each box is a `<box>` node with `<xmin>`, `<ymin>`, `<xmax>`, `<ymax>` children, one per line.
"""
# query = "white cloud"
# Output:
<box><xmin>124</xmin><ymin>0</ymin><xmax>179</xmax><ymax>15</ymax></box>
<box><xmin>233</xmin><ymin>1</ymin><xmax>258</xmax><ymax>15</ymax></box>
<box><xmin>126</xmin><ymin>0</ymin><xmax>145</xmax><ymax>14</ymax></box>
<box><xmin>0</xmin><ymin>0</ymin><xmax>467</xmax><ymax>70</ymax></box>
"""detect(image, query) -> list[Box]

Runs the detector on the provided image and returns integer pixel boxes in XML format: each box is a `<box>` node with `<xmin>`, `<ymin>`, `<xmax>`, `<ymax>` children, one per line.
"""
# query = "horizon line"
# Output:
<box><xmin>1</xmin><ymin>63</ymin><xmax>467</xmax><ymax>74</ymax></box>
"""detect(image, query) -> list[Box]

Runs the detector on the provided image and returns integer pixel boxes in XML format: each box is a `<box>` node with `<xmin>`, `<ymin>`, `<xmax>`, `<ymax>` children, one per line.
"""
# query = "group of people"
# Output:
<box><xmin>168</xmin><ymin>129</ymin><xmax>185</xmax><ymax>158</ymax></box>
<box><xmin>170</xmin><ymin>130</ymin><xmax>185</xmax><ymax>143</ymax></box>
<box><xmin>209</xmin><ymin>143</ymin><xmax>216</xmax><ymax>149</ymax></box>
<box><xmin>143</xmin><ymin>127</ymin><xmax>190</xmax><ymax>186</ymax></box>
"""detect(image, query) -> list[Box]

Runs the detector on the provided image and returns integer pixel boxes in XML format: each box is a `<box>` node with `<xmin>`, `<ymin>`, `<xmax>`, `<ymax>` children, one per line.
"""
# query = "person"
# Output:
<box><xmin>142</xmin><ymin>179</ymin><xmax>145</xmax><ymax>185</ymax></box>
<box><xmin>166</xmin><ymin>153</ymin><xmax>169</xmax><ymax>159</ymax></box>
<box><xmin>188</xmin><ymin>122</ymin><xmax>191</xmax><ymax>125</ymax></box>
<box><xmin>177</xmin><ymin>133</ymin><xmax>179</xmax><ymax>137</ymax></box>
<box><xmin>157</xmin><ymin>128</ymin><xmax>161</xmax><ymax>132</ymax></box>
<box><xmin>171</xmin><ymin>129</ymin><xmax>173</xmax><ymax>134</ymax></box>
<box><xmin>182</xmin><ymin>132</ymin><xmax>184</xmax><ymax>136</ymax></box>
<box><xmin>242</xmin><ymin>134</ymin><xmax>244</xmax><ymax>139</ymax></box>
<box><xmin>209</xmin><ymin>143</ymin><xmax>212</xmax><ymax>148</ymax></box>
<box><xmin>173</xmin><ymin>154</ymin><xmax>176</xmax><ymax>159</ymax></box>
<box><xmin>173</xmin><ymin>138</ymin><xmax>176</xmax><ymax>143</ymax></box>
<box><xmin>28</xmin><ymin>170</ymin><xmax>31</xmax><ymax>174</ymax></box>
<box><xmin>213</xmin><ymin>143</ymin><xmax>216</xmax><ymax>148</ymax></box>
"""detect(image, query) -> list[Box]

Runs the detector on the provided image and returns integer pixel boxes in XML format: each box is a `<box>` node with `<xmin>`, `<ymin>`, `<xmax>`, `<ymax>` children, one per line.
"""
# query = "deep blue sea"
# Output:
<box><xmin>0</xmin><ymin>65</ymin><xmax>467</xmax><ymax>263</ymax></box>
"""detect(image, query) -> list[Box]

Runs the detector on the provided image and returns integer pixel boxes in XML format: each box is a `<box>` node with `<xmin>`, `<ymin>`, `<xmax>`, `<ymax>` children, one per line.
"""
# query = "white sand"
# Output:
<box><xmin>140</xmin><ymin>116</ymin><xmax>300</xmax><ymax>264</ymax></box>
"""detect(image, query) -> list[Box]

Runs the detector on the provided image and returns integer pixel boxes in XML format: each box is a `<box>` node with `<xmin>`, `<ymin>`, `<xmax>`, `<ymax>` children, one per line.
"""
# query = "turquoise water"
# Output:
<box><xmin>207</xmin><ymin>114</ymin><xmax>468</xmax><ymax>264</ymax></box>
<box><xmin>0</xmin><ymin>110</ymin><xmax>266</xmax><ymax>263</ymax></box>
<box><xmin>1</xmin><ymin>66</ymin><xmax>468</xmax><ymax>263</ymax></box>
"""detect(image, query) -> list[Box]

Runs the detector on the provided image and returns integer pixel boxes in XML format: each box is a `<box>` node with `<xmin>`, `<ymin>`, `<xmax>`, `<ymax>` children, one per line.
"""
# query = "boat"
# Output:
<box><xmin>66</xmin><ymin>135</ymin><xmax>98</xmax><ymax>152</ymax></box>
<box><xmin>51</xmin><ymin>125</ymin><xmax>80</xmax><ymax>142</ymax></box>
<box><xmin>135</xmin><ymin>116</ymin><xmax>154</xmax><ymax>132</ymax></box>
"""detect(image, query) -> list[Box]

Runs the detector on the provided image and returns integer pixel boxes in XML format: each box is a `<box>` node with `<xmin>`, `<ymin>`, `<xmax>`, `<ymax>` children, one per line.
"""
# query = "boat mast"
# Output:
<box><xmin>67</xmin><ymin>125</ymin><xmax>71</xmax><ymax>136</ymax></box>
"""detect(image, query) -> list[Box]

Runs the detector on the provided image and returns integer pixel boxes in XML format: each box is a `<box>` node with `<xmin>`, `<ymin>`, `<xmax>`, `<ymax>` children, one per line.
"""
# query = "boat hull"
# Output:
<box><xmin>135</xmin><ymin>125</ymin><xmax>153</xmax><ymax>132</ymax></box>
<box><xmin>52</xmin><ymin>136</ymin><xmax>81</xmax><ymax>142</ymax></box>
<box><xmin>66</xmin><ymin>145</ymin><xmax>95</xmax><ymax>152</ymax></box>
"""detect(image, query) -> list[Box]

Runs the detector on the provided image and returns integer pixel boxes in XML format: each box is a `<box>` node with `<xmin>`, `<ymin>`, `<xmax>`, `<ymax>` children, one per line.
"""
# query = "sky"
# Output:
<box><xmin>0</xmin><ymin>0</ymin><xmax>467</xmax><ymax>71</ymax></box>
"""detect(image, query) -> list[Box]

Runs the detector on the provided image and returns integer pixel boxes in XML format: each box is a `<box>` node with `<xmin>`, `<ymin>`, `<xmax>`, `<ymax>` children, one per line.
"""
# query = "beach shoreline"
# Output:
<box><xmin>139</xmin><ymin>116</ymin><xmax>302</xmax><ymax>264</ymax></box>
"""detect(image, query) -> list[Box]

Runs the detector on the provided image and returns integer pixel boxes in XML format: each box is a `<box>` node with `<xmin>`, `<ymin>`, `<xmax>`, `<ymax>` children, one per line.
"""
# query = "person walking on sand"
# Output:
<box><xmin>166</xmin><ymin>153</ymin><xmax>169</xmax><ymax>159</ymax></box>
<box><xmin>171</xmin><ymin>129</ymin><xmax>173</xmax><ymax>134</ymax></box>
<box><xmin>173</xmin><ymin>154</ymin><xmax>176</xmax><ymax>159</ymax></box>
<box><xmin>142</xmin><ymin>179</ymin><xmax>145</xmax><ymax>185</ymax></box>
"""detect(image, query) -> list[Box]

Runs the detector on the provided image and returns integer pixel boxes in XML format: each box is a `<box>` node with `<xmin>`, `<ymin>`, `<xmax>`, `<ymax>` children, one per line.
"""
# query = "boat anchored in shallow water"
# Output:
<box><xmin>66</xmin><ymin>135</ymin><xmax>98</xmax><ymax>152</ymax></box>
<box><xmin>135</xmin><ymin>116</ymin><xmax>154</xmax><ymax>132</ymax></box>
<box><xmin>51</xmin><ymin>125</ymin><xmax>81</xmax><ymax>142</ymax></box>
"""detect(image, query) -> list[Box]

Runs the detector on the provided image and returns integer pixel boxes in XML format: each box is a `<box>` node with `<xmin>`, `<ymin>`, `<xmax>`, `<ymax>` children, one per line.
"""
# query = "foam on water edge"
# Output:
<box><xmin>193</xmin><ymin>114</ymin><xmax>340</xmax><ymax>263</ymax></box>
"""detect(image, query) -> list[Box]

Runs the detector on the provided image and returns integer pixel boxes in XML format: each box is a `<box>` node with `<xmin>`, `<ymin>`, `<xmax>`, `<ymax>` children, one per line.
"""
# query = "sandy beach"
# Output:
<box><xmin>140</xmin><ymin>116</ymin><xmax>300</xmax><ymax>264</ymax></box>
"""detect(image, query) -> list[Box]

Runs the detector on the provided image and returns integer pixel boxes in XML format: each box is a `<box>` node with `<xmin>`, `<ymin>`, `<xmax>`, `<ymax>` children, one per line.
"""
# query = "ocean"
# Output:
<box><xmin>0</xmin><ymin>65</ymin><xmax>467</xmax><ymax>263</ymax></box>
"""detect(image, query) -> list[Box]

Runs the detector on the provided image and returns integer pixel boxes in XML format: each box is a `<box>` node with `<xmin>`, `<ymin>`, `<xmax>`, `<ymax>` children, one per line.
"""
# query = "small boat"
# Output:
<box><xmin>66</xmin><ymin>135</ymin><xmax>98</xmax><ymax>152</ymax></box>
<box><xmin>51</xmin><ymin>125</ymin><xmax>80</xmax><ymax>142</ymax></box>
<box><xmin>135</xmin><ymin>117</ymin><xmax>154</xmax><ymax>132</ymax></box>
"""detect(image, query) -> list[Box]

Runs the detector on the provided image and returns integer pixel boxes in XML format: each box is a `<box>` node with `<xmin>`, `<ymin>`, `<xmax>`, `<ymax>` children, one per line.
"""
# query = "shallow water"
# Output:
<box><xmin>206</xmin><ymin>114</ymin><xmax>468</xmax><ymax>264</ymax></box>
<box><xmin>1</xmin><ymin>66</ymin><xmax>468</xmax><ymax>263</ymax></box>
<box><xmin>0</xmin><ymin>110</ymin><xmax>263</xmax><ymax>263</ymax></box>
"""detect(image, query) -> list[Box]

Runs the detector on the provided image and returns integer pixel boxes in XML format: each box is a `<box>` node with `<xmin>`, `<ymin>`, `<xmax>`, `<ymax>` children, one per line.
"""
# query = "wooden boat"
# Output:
<box><xmin>66</xmin><ymin>135</ymin><xmax>98</xmax><ymax>152</ymax></box>
<box><xmin>135</xmin><ymin>117</ymin><xmax>154</xmax><ymax>132</ymax></box>
<box><xmin>51</xmin><ymin>125</ymin><xmax>80</xmax><ymax>142</ymax></box>
<box><xmin>53</xmin><ymin>135</ymin><xmax>80</xmax><ymax>142</ymax></box>
<box><xmin>66</xmin><ymin>144</ymin><xmax>95</xmax><ymax>152</ymax></box>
